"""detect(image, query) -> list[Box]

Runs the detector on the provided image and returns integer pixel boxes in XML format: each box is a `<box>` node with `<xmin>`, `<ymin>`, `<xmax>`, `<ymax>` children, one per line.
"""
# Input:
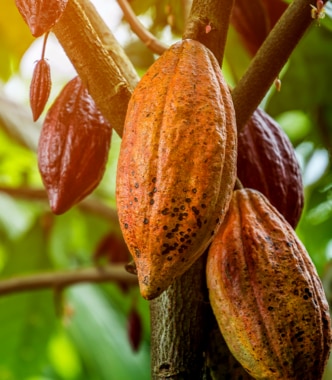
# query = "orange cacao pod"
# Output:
<box><xmin>207</xmin><ymin>188</ymin><xmax>331</xmax><ymax>380</ymax></box>
<box><xmin>38</xmin><ymin>76</ymin><xmax>112</xmax><ymax>214</ymax></box>
<box><xmin>116</xmin><ymin>39</ymin><xmax>237</xmax><ymax>300</ymax></box>
<box><xmin>237</xmin><ymin>108</ymin><xmax>304</xmax><ymax>228</ymax></box>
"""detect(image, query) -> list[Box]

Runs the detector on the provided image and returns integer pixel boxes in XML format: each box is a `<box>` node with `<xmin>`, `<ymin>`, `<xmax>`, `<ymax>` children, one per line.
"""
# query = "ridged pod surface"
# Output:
<box><xmin>116</xmin><ymin>39</ymin><xmax>237</xmax><ymax>300</ymax></box>
<box><xmin>237</xmin><ymin>108</ymin><xmax>304</xmax><ymax>228</ymax></box>
<box><xmin>207</xmin><ymin>188</ymin><xmax>331</xmax><ymax>380</ymax></box>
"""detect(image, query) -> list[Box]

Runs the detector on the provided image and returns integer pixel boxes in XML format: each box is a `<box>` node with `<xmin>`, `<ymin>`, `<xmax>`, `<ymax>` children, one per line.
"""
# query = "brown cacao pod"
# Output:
<box><xmin>206</xmin><ymin>188</ymin><xmax>332</xmax><ymax>380</ymax></box>
<box><xmin>237</xmin><ymin>108</ymin><xmax>304</xmax><ymax>228</ymax></box>
<box><xmin>231</xmin><ymin>0</ymin><xmax>287</xmax><ymax>55</ymax></box>
<box><xmin>116</xmin><ymin>39</ymin><xmax>237</xmax><ymax>300</ymax></box>
<box><xmin>38</xmin><ymin>76</ymin><xmax>112</xmax><ymax>214</ymax></box>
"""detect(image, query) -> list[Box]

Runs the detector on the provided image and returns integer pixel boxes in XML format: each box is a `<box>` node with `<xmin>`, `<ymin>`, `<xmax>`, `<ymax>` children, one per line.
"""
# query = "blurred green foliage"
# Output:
<box><xmin>0</xmin><ymin>0</ymin><xmax>331</xmax><ymax>379</ymax></box>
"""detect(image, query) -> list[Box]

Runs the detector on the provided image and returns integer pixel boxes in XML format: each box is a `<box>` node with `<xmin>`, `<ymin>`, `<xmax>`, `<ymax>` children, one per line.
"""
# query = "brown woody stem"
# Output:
<box><xmin>52</xmin><ymin>0</ymin><xmax>138</xmax><ymax>137</ymax></box>
<box><xmin>183</xmin><ymin>0</ymin><xmax>234</xmax><ymax>64</ymax></box>
<box><xmin>0</xmin><ymin>265</ymin><xmax>137</xmax><ymax>297</ymax></box>
<box><xmin>232</xmin><ymin>0</ymin><xmax>327</xmax><ymax>131</ymax></box>
<box><xmin>117</xmin><ymin>0</ymin><xmax>168</xmax><ymax>55</ymax></box>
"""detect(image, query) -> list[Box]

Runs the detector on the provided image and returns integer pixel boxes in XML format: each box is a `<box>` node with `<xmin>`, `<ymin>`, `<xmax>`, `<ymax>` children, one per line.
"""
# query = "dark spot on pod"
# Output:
<box><xmin>171</xmin><ymin>213</ymin><xmax>176</xmax><ymax>217</ymax></box>
<box><xmin>157</xmin><ymin>287</ymin><xmax>161</xmax><ymax>291</ymax></box>
<box><xmin>184</xmin><ymin>234</ymin><xmax>190</xmax><ymax>239</ymax></box>
<box><xmin>163</xmin><ymin>225</ymin><xmax>168</xmax><ymax>230</ymax></box>
<box><xmin>143</xmin><ymin>218</ymin><xmax>149</xmax><ymax>224</ymax></box>
<box><xmin>186</xmin><ymin>239</ymin><xmax>192</xmax><ymax>244</ymax></box>
<box><xmin>216</xmin><ymin>218</ymin><xmax>220</xmax><ymax>224</ymax></box>
<box><xmin>180</xmin><ymin>205</ymin><xmax>185</xmax><ymax>211</ymax></box>
<box><xmin>187</xmin><ymin>228</ymin><xmax>191</xmax><ymax>232</ymax></box>
<box><xmin>268</xmin><ymin>306</ymin><xmax>274</xmax><ymax>311</ymax></box>
<box><xmin>166</xmin><ymin>232</ymin><xmax>174</xmax><ymax>239</ymax></box>
<box><xmin>180</xmin><ymin>238</ymin><xmax>185</xmax><ymax>242</ymax></box>
<box><xmin>294</xmin><ymin>289</ymin><xmax>299</xmax><ymax>296</ymax></box>
<box><xmin>192</xmin><ymin>206</ymin><xmax>199</xmax><ymax>215</ymax></box>
<box><xmin>153</xmin><ymin>187</ymin><xmax>157</xmax><ymax>193</ymax></box>
<box><xmin>201</xmin><ymin>204</ymin><xmax>207</xmax><ymax>209</ymax></box>
<box><xmin>204</xmin><ymin>219</ymin><xmax>207</xmax><ymax>224</ymax></box>
<box><xmin>211</xmin><ymin>231</ymin><xmax>214</xmax><ymax>236</ymax></box>
<box><xmin>171</xmin><ymin>198</ymin><xmax>176</xmax><ymax>203</ymax></box>
<box><xmin>124</xmin><ymin>223</ymin><xmax>129</xmax><ymax>229</ymax></box>
<box><xmin>183</xmin><ymin>188</ymin><xmax>188</xmax><ymax>193</ymax></box>
<box><xmin>303</xmin><ymin>295</ymin><xmax>309</xmax><ymax>300</ymax></box>
<box><xmin>167</xmin><ymin>256</ymin><xmax>172</xmax><ymax>261</ymax></box>
<box><xmin>192</xmin><ymin>188</ymin><xmax>197</xmax><ymax>193</ymax></box>
<box><xmin>134</xmin><ymin>248</ymin><xmax>141</xmax><ymax>258</ymax></box>
<box><xmin>173</xmin><ymin>207</ymin><xmax>179</xmax><ymax>212</ymax></box>
<box><xmin>197</xmin><ymin>219</ymin><xmax>202</xmax><ymax>228</ymax></box>
<box><xmin>185</xmin><ymin>198</ymin><xmax>191</xmax><ymax>203</ymax></box>
<box><xmin>152</xmin><ymin>177</ymin><xmax>157</xmax><ymax>183</ymax></box>
<box><xmin>161</xmin><ymin>208</ymin><xmax>169</xmax><ymax>215</ymax></box>
<box><xmin>203</xmin><ymin>193</ymin><xmax>207</xmax><ymax>199</ymax></box>
<box><xmin>192</xmin><ymin>233</ymin><xmax>197</xmax><ymax>237</ymax></box>
<box><xmin>134</xmin><ymin>197</ymin><xmax>138</xmax><ymax>202</ymax></box>
<box><xmin>178</xmin><ymin>248</ymin><xmax>184</xmax><ymax>253</ymax></box>
<box><xmin>172</xmin><ymin>224</ymin><xmax>180</xmax><ymax>233</ymax></box>
<box><xmin>150</xmin><ymin>199</ymin><xmax>155</xmax><ymax>205</ymax></box>
<box><xmin>181</xmin><ymin>258</ymin><xmax>185</xmax><ymax>262</ymax></box>
<box><xmin>135</xmin><ymin>183</ymin><xmax>139</xmax><ymax>188</ymax></box>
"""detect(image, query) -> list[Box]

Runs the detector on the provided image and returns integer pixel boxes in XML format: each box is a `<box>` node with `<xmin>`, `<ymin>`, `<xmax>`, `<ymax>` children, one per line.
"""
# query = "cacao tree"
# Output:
<box><xmin>0</xmin><ymin>0</ymin><xmax>332</xmax><ymax>379</ymax></box>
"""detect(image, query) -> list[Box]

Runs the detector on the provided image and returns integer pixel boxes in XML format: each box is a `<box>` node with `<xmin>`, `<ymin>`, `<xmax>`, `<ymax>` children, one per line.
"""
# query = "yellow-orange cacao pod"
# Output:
<box><xmin>116</xmin><ymin>39</ymin><xmax>237</xmax><ymax>300</ymax></box>
<box><xmin>207</xmin><ymin>188</ymin><xmax>331</xmax><ymax>380</ymax></box>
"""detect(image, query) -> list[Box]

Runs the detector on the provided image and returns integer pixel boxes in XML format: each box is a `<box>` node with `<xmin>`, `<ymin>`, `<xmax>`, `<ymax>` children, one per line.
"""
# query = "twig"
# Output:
<box><xmin>117</xmin><ymin>0</ymin><xmax>168</xmax><ymax>55</ymax></box>
<box><xmin>0</xmin><ymin>186</ymin><xmax>119</xmax><ymax>224</ymax></box>
<box><xmin>0</xmin><ymin>265</ymin><xmax>137</xmax><ymax>297</ymax></box>
<box><xmin>232</xmin><ymin>0</ymin><xmax>329</xmax><ymax>132</ymax></box>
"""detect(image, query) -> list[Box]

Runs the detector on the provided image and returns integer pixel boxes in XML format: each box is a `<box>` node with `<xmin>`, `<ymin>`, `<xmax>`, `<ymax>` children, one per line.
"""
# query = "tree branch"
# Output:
<box><xmin>52</xmin><ymin>0</ymin><xmax>138</xmax><ymax>137</ymax></box>
<box><xmin>0</xmin><ymin>265</ymin><xmax>137</xmax><ymax>297</ymax></box>
<box><xmin>0</xmin><ymin>186</ymin><xmax>119</xmax><ymax>225</ymax></box>
<box><xmin>183</xmin><ymin>0</ymin><xmax>234</xmax><ymax>64</ymax></box>
<box><xmin>117</xmin><ymin>0</ymin><xmax>168</xmax><ymax>55</ymax></box>
<box><xmin>232</xmin><ymin>0</ymin><xmax>328</xmax><ymax>131</ymax></box>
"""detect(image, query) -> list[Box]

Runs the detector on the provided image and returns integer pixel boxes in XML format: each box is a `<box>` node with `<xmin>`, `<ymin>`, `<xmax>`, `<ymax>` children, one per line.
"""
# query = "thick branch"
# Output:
<box><xmin>183</xmin><ymin>0</ymin><xmax>234</xmax><ymax>64</ymax></box>
<box><xmin>0</xmin><ymin>265</ymin><xmax>137</xmax><ymax>297</ymax></box>
<box><xmin>52</xmin><ymin>0</ymin><xmax>137</xmax><ymax>137</ymax></box>
<box><xmin>232</xmin><ymin>0</ymin><xmax>328</xmax><ymax>131</ymax></box>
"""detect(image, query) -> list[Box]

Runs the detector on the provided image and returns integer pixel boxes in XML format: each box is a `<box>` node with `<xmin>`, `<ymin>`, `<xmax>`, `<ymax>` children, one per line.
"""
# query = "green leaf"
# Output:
<box><xmin>65</xmin><ymin>285</ymin><xmax>150</xmax><ymax>380</ymax></box>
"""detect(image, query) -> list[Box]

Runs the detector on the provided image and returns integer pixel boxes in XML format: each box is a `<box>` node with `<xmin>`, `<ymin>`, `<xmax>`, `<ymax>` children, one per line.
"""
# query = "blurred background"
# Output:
<box><xmin>0</xmin><ymin>0</ymin><xmax>332</xmax><ymax>379</ymax></box>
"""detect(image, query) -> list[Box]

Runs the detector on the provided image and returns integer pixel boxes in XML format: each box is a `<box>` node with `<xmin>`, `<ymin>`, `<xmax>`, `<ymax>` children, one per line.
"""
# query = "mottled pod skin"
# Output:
<box><xmin>207</xmin><ymin>188</ymin><xmax>331</xmax><ymax>380</ymax></box>
<box><xmin>116</xmin><ymin>39</ymin><xmax>237</xmax><ymax>300</ymax></box>
<box><xmin>237</xmin><ymin>108</ymin><xmax>304</xmax><ymax>228</ymax></box>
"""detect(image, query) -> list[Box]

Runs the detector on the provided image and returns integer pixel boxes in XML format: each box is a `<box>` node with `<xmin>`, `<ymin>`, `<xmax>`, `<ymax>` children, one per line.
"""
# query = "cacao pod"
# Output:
<box><xmin>237</xmin><ymin>108</ymin><xmax>304</xmax><ymax>228</ymax></box>
<box><xmin>206</xmin><ymin>188</ymin><xmax>331</xmax><ymax>380</ymax></box>
<box><xmin>30</xmin><ymin>58</ymin><xmax>52</xmax><ymax>121</ymax></box>
<box><xmin>15</xmin><ymin>0</ymin><xmax>68</xmax><ymax>37</ymax></box>
<box><xmin>116</xmin><ymin>39</ymin><xmax>237</xmax><ymax>300</ymax></box>
<box><xmin>38</xmin><ymin>76</ymin><xmax>112</xmax><ymax>214</ymax></box>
